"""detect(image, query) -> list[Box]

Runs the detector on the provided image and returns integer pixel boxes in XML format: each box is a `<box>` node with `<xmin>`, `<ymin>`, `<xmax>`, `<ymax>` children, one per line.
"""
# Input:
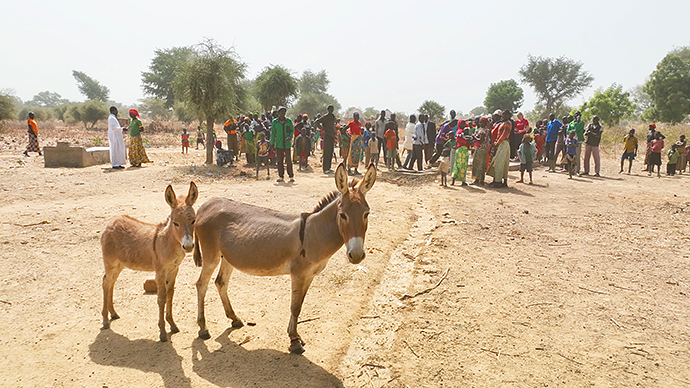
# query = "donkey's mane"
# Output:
<box><xmin>311</xmin><ymin>178</ymin><xmax>359</xmax><ymax>214</ymax></box>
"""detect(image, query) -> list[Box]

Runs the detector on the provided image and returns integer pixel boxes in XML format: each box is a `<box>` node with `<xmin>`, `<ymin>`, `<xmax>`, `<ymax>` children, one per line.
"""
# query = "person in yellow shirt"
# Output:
<box><xmin>24</xmin><ymin>112</ymin><xmax>41</xmax><ymax>157</ymax></box>
<box><xmin>620</xmin><ymin>128</ymin><xmax>638</xmax><ymax>174</ymax></box>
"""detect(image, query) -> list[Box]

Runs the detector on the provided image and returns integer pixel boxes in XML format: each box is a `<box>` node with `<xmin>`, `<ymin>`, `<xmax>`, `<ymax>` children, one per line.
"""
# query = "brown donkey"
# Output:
<box><xmin>100</xmin><ymin>182</ymin><xmax>198</xmax><ymax>342</ymax></box>
<box><xmin>193</xmin><ymin>163</ymin><xmax>376</xmax><ymax>354</ymax></box>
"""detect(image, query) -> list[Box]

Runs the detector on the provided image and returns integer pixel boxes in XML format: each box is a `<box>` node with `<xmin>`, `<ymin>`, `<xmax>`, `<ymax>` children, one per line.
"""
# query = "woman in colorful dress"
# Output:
<box><xmin>451</xmin><ymin>120</ymin><xmax>471</xmax><ymax>186</ymax></box>
<box><xmin>127</xmin><ymin>109</ymin><xmax>151</xmax><ymax>167</ymax></box>
<box><xmin>24</xmin><ymin>112</ymin><xmax>41</xmax><ymax>157</ymax></box>
<box><xmin>343</xmin><ymin>112</ymin><xmax>363</xmax><ymax>175</ymax></box>
<box><xmin>487</xmin><ymin>110</ymin><xmax>512</xmax><ymax>188</ymax></box>
<box><xmin>470</xmin><ymin>117</ymin><xmax>491</xmax><ymax>185</ymax></box>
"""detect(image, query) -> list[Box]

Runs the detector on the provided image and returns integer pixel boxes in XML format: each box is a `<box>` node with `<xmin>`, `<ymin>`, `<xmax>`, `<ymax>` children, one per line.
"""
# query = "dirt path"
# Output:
<box><xmin>1</xmin><ymin>145</ymin><xmax>689</xmax><ymax>387</ymax></box>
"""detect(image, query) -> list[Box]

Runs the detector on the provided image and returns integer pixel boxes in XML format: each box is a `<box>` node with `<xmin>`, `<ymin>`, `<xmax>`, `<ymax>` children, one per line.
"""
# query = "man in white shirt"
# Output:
<box><xmin>406</xmin><ymin>114</ymin><xmax>428</xmax><ymax>171</ymax></box>
<box><xmin>374</xmin><ymin>110</ymin><xmax>388</xmax><ymax>165</ymax></box>
<box><xmin>107</xmin><ymin>106</ymin><xmax>127</xmax><ymax>169</ymax></box>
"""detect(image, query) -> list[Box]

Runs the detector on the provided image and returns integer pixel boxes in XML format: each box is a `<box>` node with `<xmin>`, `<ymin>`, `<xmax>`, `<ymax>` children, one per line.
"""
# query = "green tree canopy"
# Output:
<box><xmin>484</xmin><ymin>79</ymin><xmax>524</xmax><ymax>114</ymax></box>
<box><xmin>27</xmin><ymin>91</ymin><xmax>70</xmax><ymax>107</ymax></box>
<box><xmin>579</xmin><ymin>84</ymin><xmax>635</xmax><ymax>126</ymax></box>
<box><xmin>67</xmin><ymin>100</ymin><xmax>108</xmax><ymax>128</ymax></box>
<box><xmin>0</xmin><ymin>91</ymin><xmax>17</xmax><ymax>122</ymax></box>
<box><xmin>174</xmin><ymin>39</ymin><xmax>247</xmax><ymax>164</ymax></box>
<box><xmin>469</xmin><ymin>106</ymin><xmax>488</xmax><ymax>117</ymax></box>
<box><xmin>72</xmin><ymin>71</ymin><xmax>110</xmax><ymax>102</ymax></box>
<box><xmin>643</xmin><ymin>46</ymin><xmax>690</xmax><ymax>123</ymax></box>
<box><xmin>299</xmin><ymin>69</ymin><xmax>329</xmax><ymax>94</ymax></box>
<box><xmin>137</xmin><ymin>97</ymin><xmax>172</xmax><ymax>120</ymax></box>
<box><xmin>519</xmin><ymin>55</ymin><xmax>593</xmax><ymax>114</ymax></box>
<box><xmin>254</xmin><ymin>65</ymin><xmax>298</xmax><ymax>111</ymax></box>
<box><xmin>17</xmin><ymin>106</ymin><xmax>53</xmax><ymax>121</ymax></box>
<box><xmin>419</xmin><ymin>100</ymin><xmax>445</xmax><ymax>123</ymax></box>
<box><xmin>141</xmin><ymin>46</ymin><xmax>194</xmax><ymax>108</ymax></box>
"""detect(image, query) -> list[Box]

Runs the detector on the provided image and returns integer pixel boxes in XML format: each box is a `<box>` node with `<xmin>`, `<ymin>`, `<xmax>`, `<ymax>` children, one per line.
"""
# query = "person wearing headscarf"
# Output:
<box><xmin>470</xmin><ymin>117</ymin><xmax>491</xmax><ymax>185</ymax></box>
<box><xmin>644</xmin><ymin>123</ymin><xmax>657</xmax><ymax>172</ymax></box>
<box><xmin>24</xmin><ymin>112</ymin><xmax>41</xmax><ymax>157</ymax></box>
<box><xmin>487</xmin><ymin>110</ymin><xmax>512</xmax><ymax>188</ymax></box>
<box><xmin>451</xmin><ymin>120</ymin><xmax>471</xmax><ymax>186</ymax></box>
<box><xmin>127</xmin><ymin>109</ymin><xmax>151</xmax><ymax>167</ymax></box>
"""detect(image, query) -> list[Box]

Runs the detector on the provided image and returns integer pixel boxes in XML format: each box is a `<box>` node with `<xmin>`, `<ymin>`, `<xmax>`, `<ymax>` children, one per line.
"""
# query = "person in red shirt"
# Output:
<box><xmin>341</xmin><ymin>112</ymin><xmax>364</xmax><ymax>175</ymax></box>
<box><xmin>384</xmin><ymin>126</ymin><xmax>398</xmax><ymax>170</ymax></box>
<box><xmin>511</xmin><ymin>112</ymin><xmax>529</xmax><ymax>160</ymax></box>
<box><xmin>24</xmin><ymin>112</ymin><xmax>42</xmax><ymax>157</ymax></box>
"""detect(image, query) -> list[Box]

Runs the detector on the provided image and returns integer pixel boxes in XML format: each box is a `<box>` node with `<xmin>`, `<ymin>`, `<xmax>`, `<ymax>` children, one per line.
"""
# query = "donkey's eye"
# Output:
<box><xmin>340</xmin><ymin>213</ymin><xmax>347</xmax><ymax>220</ymax></box>
<box><xmin>173</xmin><ymin>222</ymin><xmax>179</xmax><ymax>227</ymax></box>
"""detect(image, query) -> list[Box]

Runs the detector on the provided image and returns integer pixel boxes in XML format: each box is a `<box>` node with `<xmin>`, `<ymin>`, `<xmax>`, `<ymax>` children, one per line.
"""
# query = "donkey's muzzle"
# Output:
<box><xmin>346</xmin><ymin>237</ymin><xmax>366</xmax><ymax>264</ymax></box>
<box><xmin>182</xmin><ymin>235</ymin><xmax>194</xmax><ymax>252</ymax></box>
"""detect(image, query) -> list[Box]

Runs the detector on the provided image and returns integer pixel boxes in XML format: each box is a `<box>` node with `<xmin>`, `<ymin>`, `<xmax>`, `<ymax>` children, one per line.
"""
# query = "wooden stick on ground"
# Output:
<box><xmin>298</xmin><ymin>316</ymin><xmax>320</xmax><ymax>324</ymax></box>
<box><xmin>401</xmin><ymin>268</ymin><xmax>450</xmax><ymax>300</ymax></box>
<box><xmin>579</xmin><ymin>286</ymin><xmax>608</xmax><ymax>295</ymax></box>
<box><xmin>610</xmin><ymin>317</ymin><xmax>624</xmax><ymax>329</ymax></box>
<box><xmin>557</xmin><ymin>352</ymin><xmax>583</xmax><ymax>365</ymax></box>
<box><xmin>403</xmin><ymin>340</ymin><xmax>420</xmax><ymax>358</ymax></box>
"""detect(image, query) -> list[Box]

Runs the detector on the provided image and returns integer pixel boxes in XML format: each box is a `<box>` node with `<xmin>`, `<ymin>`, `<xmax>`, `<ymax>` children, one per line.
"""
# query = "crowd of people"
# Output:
<box><xmin>20</xmin><ymin>105</ymin><xmax>690</xmax><ymax>184</ymax></box>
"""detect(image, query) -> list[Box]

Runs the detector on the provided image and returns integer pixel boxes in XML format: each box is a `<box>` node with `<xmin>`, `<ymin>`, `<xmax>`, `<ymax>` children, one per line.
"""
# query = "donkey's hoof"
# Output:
<box><xmin>101</xmin><ymin>323</ymin><xmax>110</xmax><ymax>330</ymax></box>
<box><xmin>199</xmin><ymin>330</ymin><xmax>211</xmax><ymax>340</ymax></box>
<box><xmin>231</xmin><ymin>319</ymin><xmax>244</xmax><ymax>328</ymax></box>
<box><xmin>170</xmin><ymin>325</ymin><xmax>180</xmax><ymax>334</ymax></box>
<box><xmin>160</xmin><ymin>332</ymin><xmax>168</xmax><ymax>342</ymax></box>
<box><xmin>289</xmin><ymin>342</ymin><xmax>305</xmax><ymax>355</ymax></box>
<box><xmin>110</xmin><ymin>313</ymin><xmax>120</xmax><ymax>320</ymax></box>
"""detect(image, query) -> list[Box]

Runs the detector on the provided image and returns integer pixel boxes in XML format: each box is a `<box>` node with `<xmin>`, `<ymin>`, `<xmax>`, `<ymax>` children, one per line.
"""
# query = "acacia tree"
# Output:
<box><xmin>579</xmin><ymin>84</ymin><xmax>635</xmax><ymax>126</ymax></box>
<box><xmin>28</xmin><ymin>91</ymin><xmax>69</xmax><ymax>107</ymax></box>
<box><xmin>519</xmin><ymin>55</ymin><xmax>593</xmax><ymax>114</ymax></box>
<box><xmin>254</xmin><ymin>65</ymin><xmax>298</xmax><ymax>111</ymax></box>
<box><xmin>643</xmin><ymin>47</ymin><xmax>690</xmax><ymax>123</ymax></box>
<box><xmin>419</xmin><ymin>100</ymin><xmax>445</xmax><ymax>123</ymax></box>
<box><xmin>0</xmin><ymin>91</ymin><xmax>17</xmax><ymax>122</ymax></box>
<box><xmin>72</xmin><ymin>71</ymin><xmax>110</xmax><ymax>101</ymax></box>
<box><xmin>484</xmin><ymin>79</ymin><xmax>524</xmax><ymax>113</ymax></box>
<box><xmin>291</xmin><ymin>69</ymin><xmax>341</xmax><ymax>117</ymax></box>
<box><xmin>141</xmin><ymin>46</ymin><xmax>194</xmax><ymax>108</ymax></box>
<box><xmin>174</xmin><ymin>39</ymin><xmax>247</xmax><ymax>164</ymax></box>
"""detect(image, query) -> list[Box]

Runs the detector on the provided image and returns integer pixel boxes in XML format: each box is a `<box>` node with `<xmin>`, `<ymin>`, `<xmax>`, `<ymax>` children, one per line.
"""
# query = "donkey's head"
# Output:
<box><xmin>335</xmin><ymin>163</ymin><xmax>376</xmax><ymax>264</ymax></box>
<box><xmin>164</xmin><ymin>181</ymin><xmax>198</xmax><ymax>253</ymax></box>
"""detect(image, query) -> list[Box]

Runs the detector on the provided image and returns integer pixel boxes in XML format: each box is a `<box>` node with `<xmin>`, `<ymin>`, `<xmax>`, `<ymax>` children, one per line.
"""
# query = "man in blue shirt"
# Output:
<box><xmin>546</xmin><ymin>113</ymin><xmax>562</xmax><ymax>172</ymax></box>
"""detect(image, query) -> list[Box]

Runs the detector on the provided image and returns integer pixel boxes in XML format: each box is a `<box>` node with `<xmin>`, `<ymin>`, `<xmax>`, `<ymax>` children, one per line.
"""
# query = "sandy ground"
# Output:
<box><xmin>1</xmin><ymin>136</ymin><xmax>690</xmax><ymax>387</ymax></box>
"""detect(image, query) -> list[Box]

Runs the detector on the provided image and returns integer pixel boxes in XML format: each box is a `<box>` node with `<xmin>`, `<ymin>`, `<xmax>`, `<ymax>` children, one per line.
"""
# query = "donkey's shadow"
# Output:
<box><xmin>192</xmin><ymin>327</ymin><xmax>344</xmax><ymax>387</ymax></box>
<box><xmin>89</xmin><ymin>330</ymin><xmax>191</xmax><ymax>388</ymax></box>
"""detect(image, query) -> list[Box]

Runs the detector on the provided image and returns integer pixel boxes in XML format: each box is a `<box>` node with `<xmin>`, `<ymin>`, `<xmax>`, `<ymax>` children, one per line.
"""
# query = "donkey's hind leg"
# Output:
<box><xmin>101</xmin><ymin>264</ymin><xmax>123</xmax><ymax>330</ymax></box>
<box><xmin>215</xmin><ymin>259</ymin><xmax>243</xmax><ymax>328</ymax></box>
<box><xmin>155</xmin><ymin>269</ymin><xmax>169</xmax><ymax>342</ymax></box>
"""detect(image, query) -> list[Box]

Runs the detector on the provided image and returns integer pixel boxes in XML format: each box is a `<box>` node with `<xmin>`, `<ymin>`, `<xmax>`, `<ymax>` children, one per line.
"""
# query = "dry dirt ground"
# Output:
<box><xmin>1</xmin><ymin>138</ymin><xmax>690</xmax><ymax>387</ymax></box>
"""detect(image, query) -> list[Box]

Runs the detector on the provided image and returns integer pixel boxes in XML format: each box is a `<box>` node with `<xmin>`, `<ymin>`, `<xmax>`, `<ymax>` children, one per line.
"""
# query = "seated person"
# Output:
<box><xmin>214</xmin><ymin>140</ymin><xmax>234</xmax><ymax>167</ymax></box>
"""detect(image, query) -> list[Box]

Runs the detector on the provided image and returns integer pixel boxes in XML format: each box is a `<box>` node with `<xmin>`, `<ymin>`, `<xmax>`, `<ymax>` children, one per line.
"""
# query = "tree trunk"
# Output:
<box><xmin>205</xmin><ymin>117</ymin><xmax>215</xmax><ymax>164</ymax></box>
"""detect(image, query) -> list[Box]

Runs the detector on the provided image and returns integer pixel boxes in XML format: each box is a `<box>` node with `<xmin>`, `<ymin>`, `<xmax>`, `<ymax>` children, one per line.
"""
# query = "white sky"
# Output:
<box><xmin>1</xmin><ymin>0</ymin><xmax>688</xmax><ymax>116</ymax></box>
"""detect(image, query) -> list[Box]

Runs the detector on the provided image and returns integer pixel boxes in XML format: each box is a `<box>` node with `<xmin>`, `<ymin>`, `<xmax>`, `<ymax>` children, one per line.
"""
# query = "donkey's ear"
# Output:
<box><xmin>186</xmin><ymin>181</ymin><xmax>198</xmax><ymax>206</ymax></box>
<box><xmin>335</xmin><ymin>163</ymin><xmax>349</xmax><ymax>194</ymax></box>
<box><xmin>358</xmin><ymin>163</ymin><xmax>377</xmax><ymax>195</ymax></box>
<box><xmin>164</xmin><ymin>185</ymin><xmax>177</xmax><ymax>208</ymax></box>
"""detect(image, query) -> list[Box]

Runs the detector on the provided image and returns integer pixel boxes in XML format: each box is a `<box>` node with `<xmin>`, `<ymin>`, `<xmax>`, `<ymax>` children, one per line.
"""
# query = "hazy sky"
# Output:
<box><xmin>2</xmin><ymin>0</ymin><xmax>688</xmax><ymax>116</ymax></box>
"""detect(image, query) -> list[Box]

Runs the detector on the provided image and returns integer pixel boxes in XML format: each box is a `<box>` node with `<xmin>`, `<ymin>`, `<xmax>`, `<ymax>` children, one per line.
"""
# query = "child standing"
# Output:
<box><xmin>196</xmin><ymin>126</ymin><xmax>205</xmax><ymax>150</ymax></box>
<box><xmin>565</xmin><ymin>130</ymin><xmax>579</xmax><ymax>179</ymax></box>
<box><xmin>181</xmin><ymin>129</ymin><xmax>190</xmax><ymax>154</ymax></box>
<box><xmin>256</xmin><ymin>132</ymin><xmax>270</xmax><ymax>179</ymax></box>
<box><xmin>620</xmin><ymin>128</ymin><xmax>638</xmax><ymax>174</ymax></box>
<box><xmin>384</xmin><ymin>125</ymin><xmax>398</xmax><ymax>170</ymax></box>
<box><xmin>517</xmin><ymin>134</ymin><xmax>537</xmax><ymax>184</ymax></box>
<box><xmin>667</xmin><ymin>143</ymin><xmax>679</xmax><ymax>176</ymax></box>
<box><xmin>534</xmin><ymin>125</ymin><xmax>546</xmax><ymax>163</ymax></box>
<box><xmin>438</xmin><ymin>141</ymin><xmax>451</xmax><ymax>187</ymax></box>
<box><xmin>675</xmin><ymin>135</ymin><xmax>686</xmax><ymax>174</ymax></box>
<box><xmin>649</xmin><ymin>131</ymin><xmax>665</xmax><ymax>177</ymax></box>
<box><xmin>369</xmin><ymin>135</ymin><xmax>380</xmax><ymax>168</ymax></box>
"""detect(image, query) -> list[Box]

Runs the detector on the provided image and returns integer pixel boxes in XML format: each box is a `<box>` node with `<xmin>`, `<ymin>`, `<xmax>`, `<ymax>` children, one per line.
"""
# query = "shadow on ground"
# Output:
<box><xmin>192</xmin><ymin>327</ymin><xmax>343</xmax><ymax>388</ymax></box>
<box><xmin>89</xmin><ymin>330</ymin><xmax>191</xmax><ymax>388</ymax></box>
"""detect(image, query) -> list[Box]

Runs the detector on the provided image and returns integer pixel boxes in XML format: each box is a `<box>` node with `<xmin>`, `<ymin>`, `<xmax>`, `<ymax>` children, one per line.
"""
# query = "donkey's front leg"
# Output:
<box><xmin>288</xmin><ymin>273</ymin><xmax>315</xmax><ymax>354</ymax></box>
<box><xmin>155</xmin><ymin>270</ymin><xmax>169</xmax><ymax>342</ymax></box>
<box><xmin>165</xmin><ymin>267</ymin><xmax>180</xmax><ymax>334</ymax></box>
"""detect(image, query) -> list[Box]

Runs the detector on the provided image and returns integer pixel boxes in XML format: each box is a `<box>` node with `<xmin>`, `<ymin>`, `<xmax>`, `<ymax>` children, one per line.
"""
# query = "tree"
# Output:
<box><xmin>141</xmin><ymin>46</ymin><xmax>194</xmax><ymax>108</ymax></box>
<box><xmin>484</xmin><ymin>79</ymin><xmax>524</xmax><ymax>114</ymax></box>
<box><xmin>299</xmin><ymin>69</ymin><xmax>329</xmax><ymax>94</ymax></box>
<box><xmin>0</xmin><ymin>91</ymin><xmax>16</xmax><ymax>122</ymax></box>
<box><xmin>630</xmin><ymin>85</ymin><xmax>652</xmax><ymax>120</ymax></box>
<box><xmin>519</xmin><ymin>55</ymin><xmax>593</xmax><ymax>114</ymax></box>
<box><xmin>579</xmin><ymin>84</ymin><xmax>635</xmax><ymax>126</ymax></box>
<box><xmin>469</xmin><ymin>106</ymin><xmax>487</xmax><ymax>117</ymax></box>
<box><xmin>643</xmin><ymin>47</ymin><xmax>690</xmax><ymax>123</ymax></box>
<box><xmin>67</xmin><ymin>100</ymin><xmax>108</xmax><ymax>128</ymax></box>
<box><xmin>419</xmin><ymin>100</ymin><xmax>445</xmax><ymax>123</ymax></box>
<box><xmin>174</xmin><ymin>39</ymin><xmax>247</xmax><ymax>164</ymax></box>
<box><xmin>27</xmin><ymin>91</ymin><xmax>69</xmax><ymax>107</ymax></box>
<box><xmin>17</xmin><ymin>106</ymin><xmax>53</xmax><ymax>121</ymax></box>
<box><xmin>137</xmin><ymin>97</ymin><xmax>172</xmax><ymax>120</ymax></box>
<box><xmin>254</xmin><ymin>65</ymin><xmax>298</xmax><ymax>111</ymax></box>
<box><xmin>72</xmin><ymin>71</ymin><xmax>110</xmax><ymax>101</ymax></box>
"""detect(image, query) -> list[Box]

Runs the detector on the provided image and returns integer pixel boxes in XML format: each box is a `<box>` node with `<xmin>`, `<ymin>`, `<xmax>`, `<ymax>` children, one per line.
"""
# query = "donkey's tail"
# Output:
<box><xmin>193</xmin><ymin>235</ymin><xmax>202</xmax><ymax>267</ymax></box>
